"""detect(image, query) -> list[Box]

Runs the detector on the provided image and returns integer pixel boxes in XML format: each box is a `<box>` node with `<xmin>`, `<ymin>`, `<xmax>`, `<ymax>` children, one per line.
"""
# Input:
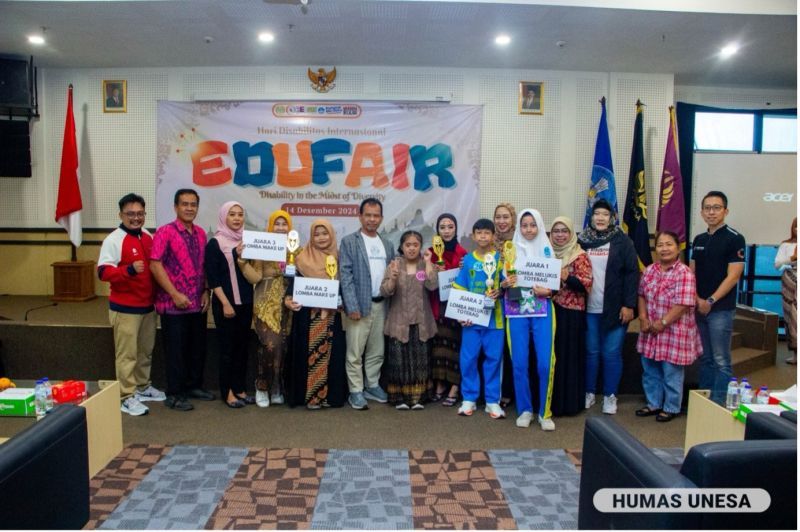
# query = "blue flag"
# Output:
<box><xmin>583</xmin><ymin>98</ymin><xmax>618</xmax><ymax>228</ymax></box>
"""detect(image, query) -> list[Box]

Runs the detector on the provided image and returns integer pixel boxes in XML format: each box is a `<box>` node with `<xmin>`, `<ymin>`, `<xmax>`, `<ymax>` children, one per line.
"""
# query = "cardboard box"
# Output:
<box><xmin>733</xmin><ymin>402</ymin><xmax>790</xmax><ymax>423</ymax></box>
<box><xmin>0</xmin><ymin>388</ymin><xmax>36</xmax><ymax>417</ymax></box>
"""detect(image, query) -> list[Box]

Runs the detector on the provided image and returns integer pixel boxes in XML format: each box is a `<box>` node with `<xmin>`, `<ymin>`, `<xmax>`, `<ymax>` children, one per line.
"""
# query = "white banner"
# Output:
<box><xmin>156</xmin><ymin>101</ymin><xmax>482</xmax><ymax>250</ymax></box>
<box><xmin>516</xmin><ymin>257</ymin><xmax>562</xmax><ymax>290</ymax></box>
<box><xmin>292</xmin><ymin>277</ymin><xmax>340</xmax><ymax>310</ymax></box>
<box><xmin>444</xmin><ymin>289</ymin><xmax>492</xmax><ymax>327</ymax></box>
<box><xmin>241</xmin><ymin>230</ymin><xmax>287</xmax><ymax>261</ymax></box>
<box><xmin>437</xmin><ymin>268</ymin><xmax>459</xmax><ymax>301</ymax></box>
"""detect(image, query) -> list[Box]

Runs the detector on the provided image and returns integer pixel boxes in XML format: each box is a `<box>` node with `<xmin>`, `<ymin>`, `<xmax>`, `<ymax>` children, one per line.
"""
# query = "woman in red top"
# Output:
<box><xmin>428</xmin><ymin>213</ymin><xmax>468</xmax><ymax>406</ymax></box>
<box><xmin>636</xmin><ymin>231</ymin><xmax>702</xmax><ymax>422</ymax></box>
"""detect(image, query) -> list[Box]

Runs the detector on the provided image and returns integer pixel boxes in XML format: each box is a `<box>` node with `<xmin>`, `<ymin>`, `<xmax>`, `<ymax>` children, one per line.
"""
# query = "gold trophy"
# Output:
<box><xmin>284</xmin><ymin>229</ymin><xmax>300</xmax><ymax>277</ymax></box>
<box><xmin>482</xmin><ymin>252</ymin><xmax>497</xmax><ymax>308</ymax></box>
<box><xmin>432</xmin><ymin>235</ymin><xmax>445</xmax><ymax>267</ymax></box>
<box><xmin>326</xmin><ymin>255</ymin><xmax>343</xmax><ymax>308</ymax></box>
<box><xmin>503</xmin><ymin>241</ymin><xmax>522</xmax><ymax>301</ymax></box>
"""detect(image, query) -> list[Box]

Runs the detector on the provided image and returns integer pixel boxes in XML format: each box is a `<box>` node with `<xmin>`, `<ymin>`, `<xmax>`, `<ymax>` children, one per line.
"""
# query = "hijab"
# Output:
<box><xmin>214</xmin><ymin>201</ymin><xmax>245</xmax><ymax>304</ymax></box>
<box><xmin>295</xmin><ymin>219</ymin><xmax>338</xmax><ymax>279</ymax></box>
<box><xmin>267</xmin><ymin>209</ymin><xmax>292</xmax><ymax>233</ymax></box>
<box><xmin>436</xmin><ymin>213</ymin><xmax>460</xmax><ymax>252</ymax></box>
<box><xmin>512</xmin><ymin>209</ymin><xmax>553</xmax><ymax>259</ymax></box>
<box><xmin>578</xmin><ymin>201</ymin><xmax>623</xmax><ymax>249</ymax></box>
<box><xmin>550</xmin><ymin>216</ymin><xmax>585</xmax><ymax>266</ymax></box>
<box><xmin>493</xmin><ymin>203</ymin><xmax>517</xmax><ymax>251</ymax></box>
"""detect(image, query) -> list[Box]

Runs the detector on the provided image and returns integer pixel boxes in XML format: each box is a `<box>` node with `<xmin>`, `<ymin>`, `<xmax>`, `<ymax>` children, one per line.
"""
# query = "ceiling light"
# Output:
<box><xmin>720</xmin><ymin>43</ymin><xmax>738</xmax><ymax>58</ymax></box>
<box><xmin>258</xmin><ymin>32</ymin><xmax>275</xmax><ymax>43</ymax></box>
<box><xmin>495</xmin><ymin>34</ymin><xmax>511</xmax><ymax>46</ymax></box>
<box><xmin>28</xmin><ymin>35</ymin><xmax>45</xmax><ymax>45</ymax></box>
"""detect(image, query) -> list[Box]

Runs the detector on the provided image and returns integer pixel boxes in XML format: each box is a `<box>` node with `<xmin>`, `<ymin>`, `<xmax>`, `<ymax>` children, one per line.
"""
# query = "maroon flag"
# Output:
<box><xmin>55</xmin><ymin>84</ymin><xmax>82</xmax><ymax>247</ymax></box>
<box><xmin>656</xmin><ymin>106</ymin><xmax>686</xmax><ymax>248</ymax></box>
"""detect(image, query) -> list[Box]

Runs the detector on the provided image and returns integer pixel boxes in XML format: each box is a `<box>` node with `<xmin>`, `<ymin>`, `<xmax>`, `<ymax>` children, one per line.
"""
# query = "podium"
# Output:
<box><xmin>52</xmin><ymin>260</ymin><xmax>96</xmax><ymax>302</ymax></box>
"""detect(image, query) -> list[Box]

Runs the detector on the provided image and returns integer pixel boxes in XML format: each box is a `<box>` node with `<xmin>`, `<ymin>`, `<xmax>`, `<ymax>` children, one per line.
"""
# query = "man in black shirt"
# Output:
<box><xmin>690</xmin><ymin>191</ymin><xmax>745</xmax><ymax>405</ymax></box>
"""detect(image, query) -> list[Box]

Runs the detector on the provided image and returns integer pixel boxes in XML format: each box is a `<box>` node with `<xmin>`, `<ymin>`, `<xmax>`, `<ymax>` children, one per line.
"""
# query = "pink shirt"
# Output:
<box><xmin>151</xmin><ymin>220</ymin><xmax>207</xmax><ymax>315</ymax></box>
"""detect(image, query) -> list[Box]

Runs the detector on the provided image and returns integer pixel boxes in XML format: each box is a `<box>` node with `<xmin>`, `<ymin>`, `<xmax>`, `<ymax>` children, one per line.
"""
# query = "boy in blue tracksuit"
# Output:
<box><xmin>452</xmin><ymin>219</ymin><xmax>507</xmax><ymax>419</ymax></box>
<box><xmin>504</xmin><ymin>209</ymin><xmax>557</xmax><ymax>431</ymax></box>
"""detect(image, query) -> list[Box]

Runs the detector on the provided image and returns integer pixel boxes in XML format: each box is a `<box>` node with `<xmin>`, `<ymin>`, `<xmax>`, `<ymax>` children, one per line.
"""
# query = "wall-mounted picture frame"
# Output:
<box><xmin>519</xmin><ymin>81</ymin><xmax>543</xmax><ymax>115</ymax></box>
<box><xmin>103</xmin><ymin>80</ymin><xmax>126</xmax><ymax>113</ymax></box>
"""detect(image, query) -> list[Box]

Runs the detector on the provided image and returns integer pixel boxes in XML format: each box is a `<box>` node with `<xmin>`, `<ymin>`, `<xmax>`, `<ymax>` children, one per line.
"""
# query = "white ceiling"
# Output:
<box><xmin>0</xmin><ymin>0</ymin><xmax>796</xmax><ymax>88</ymax></box>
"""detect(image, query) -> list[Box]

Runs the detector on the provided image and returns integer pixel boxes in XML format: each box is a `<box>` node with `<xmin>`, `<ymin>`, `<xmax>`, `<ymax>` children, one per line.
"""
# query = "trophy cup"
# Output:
<box><xmin>284</xmin><ymin>230</ymin><xmax>300</xmax><ymax>277</ymax></box>
<box><xmin>482</xmin><ymin>253</ymin><xmax>497</xmax><ymax>308</ymax></box>
<box><xmin>432</xmin><ymin>235</ymin><xmax>445</xmax><ymax>267</ymax></box>
<box><xmin>326</xmin><ymin>255</ymin><xmax>342</xmax><ymax>307</ymax></box>
<box><xmin>503</xmin><ymin>241</ymin><xmax>522</xmax><ymax>301</ymax></box>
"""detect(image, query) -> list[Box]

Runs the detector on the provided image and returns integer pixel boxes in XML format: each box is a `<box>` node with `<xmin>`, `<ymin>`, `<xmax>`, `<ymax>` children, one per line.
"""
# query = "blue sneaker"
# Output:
<box><xmin>348</xmin><ymin>392</ymin><xmax>369</xmax><ymax>410</ymax></box>
<box><xmin>364</xmin><ymin>385</ymin><xmax>388</xmax><ymax>403</ymax></box>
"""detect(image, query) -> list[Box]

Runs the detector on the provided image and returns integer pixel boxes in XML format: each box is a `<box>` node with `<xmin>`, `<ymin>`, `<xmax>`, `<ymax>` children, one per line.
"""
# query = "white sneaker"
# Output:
<box><xmin>135</xmin><ymin>385</ymin><xmax>166</xmax><ymax>402</ymax></box>
<box><xmin>270</xmin><ymin>393</ymin><xmax>284</xmax><ymax>405</ymax></box>
<box><xmin>256</xmin><ymin>390</ymin><xmax>270</xmax><ymax>408</ymax></box>
<box><xmin>516</xmin><ymin>411</ymin><xmax>533</xmax><ymax>428</ymax></box>
<box><xmin>485</xmin><ymin>403</ymin><xmax>506</xmax><ymax>419</ymax></box>
<box><xmin>121</xmin><ymin>396</ymin><xmax>149</xmax><ymax>416</ymax></box>
<box><xmin>457</xmin><ymin>400</ymin><xmax>476</xmax><ymax>416</ymax></box>
<box><xmin>585</xmin><ymin>393</ymin><xmax>596</xmax><ymax>409</ymax></box>
<box><xmin>396</xmin><ymin>403</ymin><xmax>410</xmax><ymax>410</ymax></box>
<box><xmin>538</xmin><ymin>415</ymin><xmax>555</xmax><ymax>431</ymax></box>
<box><xmin>411</xmin><ymin>403</ymin><xmax>424</xmax><ymax>410</ymax></box>
<box><xmin>602</xmin><ymin>394</ymin><xmax>618</xmax><ymax>415</ymax></box>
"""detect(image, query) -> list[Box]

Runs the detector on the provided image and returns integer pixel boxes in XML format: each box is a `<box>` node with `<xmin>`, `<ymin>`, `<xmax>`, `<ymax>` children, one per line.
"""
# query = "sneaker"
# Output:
<box><xmin>457</xmin><ymin>400</ymin><xmax>476</xmax><ymax>416</ymax></box>
<box><xmin>396</xmin><ymin>403</ymin><xmax>410</xmax><ymax>410</ymax></box>
<box><xmin>121</xmin><ymin>396</ymin><xmax>149</xmax><ymax>416</ymax></box>
<box><xmin>165</xmin><ymin>395</ymin><xmax>194</xmax><ymax>411</ymax></box>
<box><xmin>255</xmin><ymin>390</ymin><xmax>270</xmax><ymax>408</ymax></box>
<box><xmin>307</xmin><ymin>403</ymin><xmax>321</xmax><ymax>410</ymax></box>
<box><xmin>364</xmin><ymin>386</ymin><xmax>388</xmax><ymax>403</ymax></box>
<box><xmin>135</xmin><ymin>385</ymin><xmax>166</xmax><ymax>402</ymax></box>
<box><xmin>270</xmin><ymin>393</ymin><xmax>285</xmax><ymax>405</ymax></box>
<box><xmin>516</xmin><ymin>411</ymin><xmax>533</xmax><ymax>428</ymax></box>
<box><xmin>602</xmin><ymin>394</ymin><xmax>618</xmax><ymax>415</ymax></box>
<box><xmin>411</xmin><ymin>403</ymin><xmax>425</xmax><ymax>410</ymax></box>
<box><xmin>585</xmin><ymin>393</ymin><xmax>596</xmax><ymax>409</ymax></box>
<box><xmin>538</xmin><ymin>415</ymin><xmax>555</xmax><ymax>431</ymax></box>
<box><xmin>485</xmin><ymin>403</ymin><xmax>506</xmax><ymax>419</ymax></box>
<box><xmin>348</xmin><ymin>392</ymin><xmax>369</xmax><ymax>410</ymax></box>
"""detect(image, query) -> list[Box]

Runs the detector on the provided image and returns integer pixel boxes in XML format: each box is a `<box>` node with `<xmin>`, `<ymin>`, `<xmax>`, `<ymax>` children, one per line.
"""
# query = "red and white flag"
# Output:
<box><xmin>55</xmin><ymin>84</ymin><xmax>82</xmax><ymax>247</ymax></box>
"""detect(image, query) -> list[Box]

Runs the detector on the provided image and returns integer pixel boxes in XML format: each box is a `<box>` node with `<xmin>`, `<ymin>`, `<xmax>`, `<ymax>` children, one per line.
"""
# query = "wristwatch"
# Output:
<box><xmin>706</xmin><ymin>296</ymin><xmax>716</xmax><ymax>305</ymax></box>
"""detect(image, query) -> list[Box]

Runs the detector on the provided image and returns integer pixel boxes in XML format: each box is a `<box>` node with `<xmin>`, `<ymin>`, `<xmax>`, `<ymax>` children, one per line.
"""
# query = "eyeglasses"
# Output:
<box><xmin>702</xmin><ymin>205</ymin><xmax>725</xmax><ymax>212</ymax></box>
<box><xmin>123</xmin><ymin>211</ymin><xmax>146</xmax><ymax>218</ymax></box>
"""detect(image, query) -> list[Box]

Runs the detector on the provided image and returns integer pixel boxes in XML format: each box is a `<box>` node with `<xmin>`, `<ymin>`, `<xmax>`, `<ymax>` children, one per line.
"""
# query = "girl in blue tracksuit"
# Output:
<box><xmin>504</xmin><ymin>209</ymin><xmax>557</xmax><ymax>431</ymax></box>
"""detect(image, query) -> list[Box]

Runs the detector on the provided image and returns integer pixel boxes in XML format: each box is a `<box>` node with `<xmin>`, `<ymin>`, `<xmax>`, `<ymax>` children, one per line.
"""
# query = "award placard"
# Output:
<box><xmin>444</xmin><ymin>289</ymin><xmax>492</xmax><ymax>327</ymax></box>
<box><xmin>293</xmin><ymin>277</ymin><xmax>340</xmax><ymax>310</ymax></box>
<box><xmin>516</xmin><ymin>257</ymin><xmax>562</xmax><ymax>291</ymax></box>
<box><xmin>437</xmin><ymin>268</ymin><xmax>459</xmax><ymax>301</ymax></box>
<box><xmin>242</xmin><ymin>231</ymin><xmax>287</xmax><ymax>262</ymax></box>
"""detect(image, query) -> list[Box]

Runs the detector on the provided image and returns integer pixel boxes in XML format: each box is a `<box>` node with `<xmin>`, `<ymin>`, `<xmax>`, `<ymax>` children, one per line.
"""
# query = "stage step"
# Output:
<box><xmin>731</xmin><ymin>331</ymin><xmax>744</xmax><ymax>350</ymax></box>
<box><xmin>731</xmin><ymin>346</ymin><xmax>775</xmax><ymax>377</ymax></box>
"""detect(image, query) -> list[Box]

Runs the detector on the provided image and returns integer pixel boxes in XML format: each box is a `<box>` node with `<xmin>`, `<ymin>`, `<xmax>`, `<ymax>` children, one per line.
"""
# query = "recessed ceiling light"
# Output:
<box><xmin>495</xmin><ymin>34</ymin><xmax>511</xmax><ymax>46</ymax></box>
<box><xmin>28</xmin><ymin>35</ymin><xmax>45</xmax><ymax>45</ymax></box>
<box><xmin>258</xmin><ymin>32</ymin><xmax>275</xmax><ymax>43</ymax></box>
<box><xmin>720</xmin><ymin>43</ymin><xmax>739</xmax><ymax>58</ymax></box>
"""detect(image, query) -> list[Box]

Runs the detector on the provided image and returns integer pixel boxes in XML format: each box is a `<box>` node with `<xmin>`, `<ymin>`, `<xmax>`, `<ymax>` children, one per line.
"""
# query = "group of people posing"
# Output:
<box><xmin>99</xmin><ymin>188</ymin><xmax>768</xmax><ymax>431</ymax></box>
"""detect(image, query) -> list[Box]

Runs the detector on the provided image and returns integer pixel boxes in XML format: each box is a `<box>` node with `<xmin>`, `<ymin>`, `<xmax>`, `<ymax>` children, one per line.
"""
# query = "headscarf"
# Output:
<box><xmin>436</xmin><ymin>213</ymin><xmax>459</xmax><ymax>252</ymax></box>
<box><xmin>295</xmin><ymin>219</ymin><xmax>338</xmax><ymax>279</ymax></box>
<box><xmin>512</xmin><ymin>209</ymin><xmax>553</xmax><ymax>259</ymax></box>
<box><xmin>493</xmin><ymin>202</ymin><xmax>517</xmax><ymax>251</ymax></box>
<box><xmin>577</xmin><ymin>200</ymin><xmax>623</xmax><ymax>249</ymax></box>
<box><xmin>215</xmin><ymin>201</ymin><xmax>245</xmax><ymax>304</ymax></box>
<box><xmin>267</xmin><ymin>209</ymin><xmax>292</xmax><ymax>232</ymax></box>
<box><xmin>550</xmin><ymin>216</ymin><xmax>585</xmax><ymax>266</ymax></box>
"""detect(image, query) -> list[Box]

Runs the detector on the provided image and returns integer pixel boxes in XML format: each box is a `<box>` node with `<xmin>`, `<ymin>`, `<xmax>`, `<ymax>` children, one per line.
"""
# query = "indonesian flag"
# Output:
<box><xmin>55</xmin><ymin>84</ymin><xmax>82</xmax><ymax>247</ymax></box>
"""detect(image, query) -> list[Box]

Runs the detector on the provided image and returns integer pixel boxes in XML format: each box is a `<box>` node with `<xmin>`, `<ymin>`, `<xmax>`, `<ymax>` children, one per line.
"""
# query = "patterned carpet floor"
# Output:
<box><xmin>86</xmin><ymin>444</ymin><xmax>684</xmax><ymax>530</ymax></box>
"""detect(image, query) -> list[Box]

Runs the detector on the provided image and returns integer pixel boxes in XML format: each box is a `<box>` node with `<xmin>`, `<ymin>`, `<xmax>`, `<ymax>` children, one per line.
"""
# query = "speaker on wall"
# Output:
<box><xmin>0</xmin><ymin>57</ymin><xmax>33</xmax><ymax>109</ymax></box>
<box><xmin>0</xmin><ymin>120</ymin><xmax>32</xmax><ymax>178</ymax></box>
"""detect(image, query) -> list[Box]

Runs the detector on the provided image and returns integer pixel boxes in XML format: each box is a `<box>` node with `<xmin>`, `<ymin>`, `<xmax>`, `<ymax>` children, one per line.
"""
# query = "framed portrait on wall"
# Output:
<box><xmin>103</xmin><ymin>80</ymin><xmax>127</xmax><ymax>113</ymax></box>
<box><xmin>519</xmin><ymin>81</ymin><xmax>543</xmax><ymax>115</ymax></box>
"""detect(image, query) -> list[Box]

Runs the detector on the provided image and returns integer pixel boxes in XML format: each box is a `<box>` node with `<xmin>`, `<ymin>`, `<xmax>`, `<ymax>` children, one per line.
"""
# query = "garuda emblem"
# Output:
<box><xmin>308</xmin><ymin>67</ymin><xmax>336</xmax><ymax>93</ymax></box>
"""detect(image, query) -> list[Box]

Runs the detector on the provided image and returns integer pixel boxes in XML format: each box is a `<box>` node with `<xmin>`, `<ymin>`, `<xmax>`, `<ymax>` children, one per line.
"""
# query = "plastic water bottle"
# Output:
<box><xmin>740</xmin><ymin>383</ymin><xmax>754</xmax><ymax>404</ymax></box>
<box><xmin>42</xmin><ymin>377</ymin><xmax>54</xmax><ymax>412</ymax></box>
<box><xmin>725</xmin><ymin>378</ymin><xmax>739</xmax><ymax>410</ymax></box>
<box><xmin>739</xmin><ymin>378</ymin><xmax>750</xmax><ymax>400</ymax></box>
<box><xmin>756</xmin><ymin>385</ymin><xmax>770</xmax><ymax>405</ymax></box>
<box><xmin>34</xmin><ymin>380</ymin><xmax>47</xmax><ymax>420</ymax></box>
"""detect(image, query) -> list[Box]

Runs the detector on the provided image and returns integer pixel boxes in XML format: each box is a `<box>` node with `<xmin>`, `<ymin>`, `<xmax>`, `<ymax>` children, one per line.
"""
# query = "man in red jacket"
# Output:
<box><xmin>98</xmin><ymin>193</ymin><xmax>166</xmax><ymax>416</ymax></box>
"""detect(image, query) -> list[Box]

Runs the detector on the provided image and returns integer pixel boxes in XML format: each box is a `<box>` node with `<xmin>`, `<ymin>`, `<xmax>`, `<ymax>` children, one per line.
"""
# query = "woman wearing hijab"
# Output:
<box><xmin>205</xmin><ymin>201</ymin><xmax>255</xmax><ymax>408</ymax></box>
<box><xmin>502</xmin><ymin>209</ymin><xmax>557</xmax><ymax>430</ymax></box>
<box><xmin>428</xmin><ymin>213</ymin><xmax>468</xmax><ymax>406</ymax></box>
<box><xmin>245</xmin><ymin>209</ymin><xmax>293</xmax><ymax>408</ymax></box>
<box><xmin>775</xmin><ymin>217</ymin><xmax>797</xmax><ymax>364</ymax></box>
<box><xmin>283</xmin><ymin>220</ymin><xmax>348</xmax><ymax>409</ymax></box>
<box><xmin>549</xmin><ymin>216</ymin><xmax>593</xmax><ymax>416</ymax></box>
<box><xmin>493</xmin><ymin>202</ymin><xmax>517</xmax><ymax>409</ymax></box>
<box><xmin>578</xmin><ymin>199</ymin><xmax>639</xmax><ymax>415</ymax></box>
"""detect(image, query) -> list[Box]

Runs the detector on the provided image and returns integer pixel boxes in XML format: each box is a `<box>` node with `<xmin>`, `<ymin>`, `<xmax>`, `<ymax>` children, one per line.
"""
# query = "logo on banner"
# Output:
<box><xmin>308</xmin><ymin>67</ymin><xmax>337</xmax><ymax>93</ymax></box>
<box><xmin>272</xmin><ymin>103</ymin><xmax>361</xmax><ymax>118</ymax></box>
